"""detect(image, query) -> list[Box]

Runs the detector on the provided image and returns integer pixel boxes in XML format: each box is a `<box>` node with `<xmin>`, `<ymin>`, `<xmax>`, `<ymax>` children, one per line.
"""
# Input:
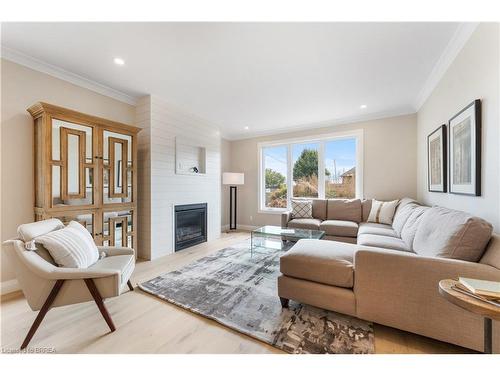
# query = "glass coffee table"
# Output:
<box><xmin>250</xmin><ymin>225</ymin><xmax>325</xmax><ymax>255</ymax></box>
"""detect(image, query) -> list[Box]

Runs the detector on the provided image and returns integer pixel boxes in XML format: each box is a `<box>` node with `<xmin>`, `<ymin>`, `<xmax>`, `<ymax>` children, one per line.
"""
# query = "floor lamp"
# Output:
<box><xmin>222</xmin><ymin>172</ymin><xmax>244</xmax><ymax>231</ymax></box>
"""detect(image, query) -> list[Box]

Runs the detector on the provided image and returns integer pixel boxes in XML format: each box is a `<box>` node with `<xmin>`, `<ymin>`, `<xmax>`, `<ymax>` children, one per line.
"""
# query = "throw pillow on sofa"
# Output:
<box><xmin>34</xmin><ymin>221</ymin><xmax>100</xmax><ymax>268</ymax></box>
<box><xmin>367</xmin><ymin>199</ymin><xmax>399</xmax><ymax>225</ymax></box>
<box><xmin>413</xmin><ymin>206</ymin><xmax>493</xmax><ymax>262</ymax></box>
<box><xmin>291</xmin><ymin>200</ymin><xmax>313</xmax><ymax>219</ymax></box>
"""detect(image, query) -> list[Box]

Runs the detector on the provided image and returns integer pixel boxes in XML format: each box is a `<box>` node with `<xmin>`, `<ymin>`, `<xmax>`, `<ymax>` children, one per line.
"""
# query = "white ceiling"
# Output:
<box><xmin>2</xmin><ymin>22</ymin><xmax>462</xmax><ymax>139</ymax></box>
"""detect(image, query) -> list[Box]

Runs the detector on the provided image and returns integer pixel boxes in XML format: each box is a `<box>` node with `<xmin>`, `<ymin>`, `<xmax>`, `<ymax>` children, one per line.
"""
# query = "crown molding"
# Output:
<box><xmin>1</xmin><ymin>45</ymin><xmax>138</xmax><ymax>106</ymax></box>
<box><xmin>413</xmin><ymin>22</ymin><xmax>479</xmax><ymax>111</ymax></box>
<box><xmin>222</xmin><ymin>107</ymin><xmax>416</xmax><ymax>141</ymax></box>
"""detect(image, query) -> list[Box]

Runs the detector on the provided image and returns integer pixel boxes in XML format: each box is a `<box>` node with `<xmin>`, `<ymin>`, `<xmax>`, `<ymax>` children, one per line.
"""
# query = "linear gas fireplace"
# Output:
<box><xmin>174</xmin><ymin>203</ymin><xmax>207</xmax><ymax>251</ymax></box>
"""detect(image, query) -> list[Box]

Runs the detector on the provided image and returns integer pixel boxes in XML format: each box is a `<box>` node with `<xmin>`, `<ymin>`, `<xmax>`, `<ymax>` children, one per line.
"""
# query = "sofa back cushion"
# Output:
<box><xmin>361</xmin><ymin>199</ymin><xmax>372</xmax><ymax>222</ymax></box>
<box><xmin>311</xmin><ymin>199</ymin><xmax>327</xmax><ymax>221</ymax></box>
<box><xmin>393</xmin><ymin>202</ymin><xmax>420</xmax><ymax>237</ymax></box>
<box><xmin>327</xmin><ymin>199</ymin><xmax>362</xmax><ymax>223</ymax></box>
<box><xmin>413</xmin><ymin>207</ymin><xmax>493</xmax><ymax>262</ymax></box>
<box><xmin>400</xmin><ymin>205</ymin><xmax>429</xmax><ymax>250</ymax></box>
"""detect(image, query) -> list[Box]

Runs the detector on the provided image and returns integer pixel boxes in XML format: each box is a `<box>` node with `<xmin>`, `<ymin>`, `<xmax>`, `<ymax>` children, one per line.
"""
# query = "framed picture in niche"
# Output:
<box><xmin>427</xmin><ymin>124</ymin><xmax>447</xmax><ymax>192</ymax></box>
<box><xmin>448</xmin><ymin>99</ymin><xmax>481</xmax><ymax>196</ymax></box>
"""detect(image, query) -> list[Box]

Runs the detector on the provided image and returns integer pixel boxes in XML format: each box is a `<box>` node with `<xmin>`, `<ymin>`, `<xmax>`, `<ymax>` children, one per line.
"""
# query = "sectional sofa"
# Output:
<box><xmin>279</xmin><ymin>198</ymin><xmax>500</xmax><ymax>352</ymax></box>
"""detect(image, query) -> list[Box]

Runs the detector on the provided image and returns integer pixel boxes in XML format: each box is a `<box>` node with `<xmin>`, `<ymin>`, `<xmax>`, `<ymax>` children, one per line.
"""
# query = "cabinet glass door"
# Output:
<box><xmin>102</xmin><ymin>130</ymin><xmax>133</xmax><ymax>204</ymax></box>
<box><xmin>102</xmin><ymin>209</ymin><xmax>134</xmax><ymax>247</ymax></box>
<box><xmin>51</xmin><ymin>119</ymin><xmax>95</xmax><ymax>207</ymax></box>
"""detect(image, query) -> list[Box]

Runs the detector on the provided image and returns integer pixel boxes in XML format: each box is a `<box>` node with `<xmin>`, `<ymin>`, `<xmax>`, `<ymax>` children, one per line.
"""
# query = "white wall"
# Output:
<box><xmin>229</xmin><ymin>114</ymin><xmax>417</xmax><ymax>228</ymax></box>
<box><xmin>417</xmin><ymin>23</ymin><xmax>500</xmax><ymax>230</ymax></box>
<box><xmin>136</xmin><ymin>95</ymin><xmax>222</xmax><ymax>260</ymax></box>
<box><xmin>0</xmin><ymin>59</ymin><xmax>135</xmax><ymax>287</ymax></box>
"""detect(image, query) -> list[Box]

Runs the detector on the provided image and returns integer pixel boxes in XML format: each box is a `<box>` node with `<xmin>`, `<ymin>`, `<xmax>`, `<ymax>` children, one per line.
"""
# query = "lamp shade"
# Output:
<box><xmin>222</xmin><ymin>172</ymin><xmax>244</xmax><ymax>185</ymax></box>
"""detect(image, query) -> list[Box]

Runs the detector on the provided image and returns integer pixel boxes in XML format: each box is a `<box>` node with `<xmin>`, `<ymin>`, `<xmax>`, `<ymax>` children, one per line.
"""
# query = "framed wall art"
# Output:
<box><xmin>448</xmin><ymin>99</ymin><xmax>481</xmax><ymax>196</ymax></box>
<box><xmin>427</xmin><ymin>124</ymin><xmax>447</xmax><ymax>192</ymax></box>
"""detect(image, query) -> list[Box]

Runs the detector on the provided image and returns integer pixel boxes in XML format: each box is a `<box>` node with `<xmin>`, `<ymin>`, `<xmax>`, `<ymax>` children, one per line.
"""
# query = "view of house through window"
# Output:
<box><xmin>325</xmin><ymin>138</ymin><xmax>356</xmax><ymax>198</ymax></box>
<box><xmin>261</xmin><ymin>135</ymin><xmax>358</xmax><ymax>210</ymax></box>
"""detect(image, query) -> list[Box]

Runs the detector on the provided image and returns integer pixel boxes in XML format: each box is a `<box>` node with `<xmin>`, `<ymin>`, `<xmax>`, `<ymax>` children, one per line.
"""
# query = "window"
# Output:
<box><xmin>324</xmin><ymin>138</ymin><xmax>357</xmax><ymax>199</ymax></box>
<box><xmin>259</xmin><ymin>131</ymin><xmax>362</xmax><ymax>212</ymax></box>
<box><xmin>292</xmin><ymin>143</ymin><xmax>319</xmax><ymax>198</ymax></box>
<box><xmin>263</xmin><ymin>146</ymin><xmax>288</xmax><ymax>208</ymax></box>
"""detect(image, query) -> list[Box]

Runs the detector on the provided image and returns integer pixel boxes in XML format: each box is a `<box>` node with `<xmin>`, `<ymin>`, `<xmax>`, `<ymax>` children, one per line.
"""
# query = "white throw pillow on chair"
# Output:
<box><xmin>34</xmin><ymin>221</ymin><xmax>99</xmax><ymax>268</ymax></box>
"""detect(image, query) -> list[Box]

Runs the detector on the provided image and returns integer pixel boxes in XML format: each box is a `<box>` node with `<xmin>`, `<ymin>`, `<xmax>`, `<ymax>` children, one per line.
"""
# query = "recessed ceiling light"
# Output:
<box><xmin>360</xmin><ymin>104</ymin><xmax>367</xmax><ymax>109</ymax></box>
<box><xmin>244</xmin><ymin>126</ymin><xmax>249</xmax><ymax>130</ymax></box>
<box><xmin>113</xmin><ymin>57</ymin><xmax>125</xmax><ymax>66</ymax></box>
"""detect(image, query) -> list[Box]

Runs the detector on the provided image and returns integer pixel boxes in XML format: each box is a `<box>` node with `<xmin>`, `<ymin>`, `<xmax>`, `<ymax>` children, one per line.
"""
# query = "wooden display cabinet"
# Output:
<box><xmin>28</xmin><ymin>102</ymin><xmax>141</xmax><ymax>250</ymax></box>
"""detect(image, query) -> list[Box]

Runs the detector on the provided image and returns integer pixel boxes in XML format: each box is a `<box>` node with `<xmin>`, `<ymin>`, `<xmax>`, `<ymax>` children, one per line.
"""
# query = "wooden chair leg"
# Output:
<box><xmin>127</xmin><ymin>280</ymin><xmax>134</xmax><ymax>291</ymax></box>
<box><xmin>280</xmin><ymin>297</ymin><xmax>289</xmax><ymax>308</ymax></box>
<box><xmin>84</xmin><ymin>279</ymin><xmax>116</xmax><ymax>332</ymax></box>
<box><xmin>21</xmin><ymin>279</ymin><xmax>64</xmax><ymax>350</ymax></box>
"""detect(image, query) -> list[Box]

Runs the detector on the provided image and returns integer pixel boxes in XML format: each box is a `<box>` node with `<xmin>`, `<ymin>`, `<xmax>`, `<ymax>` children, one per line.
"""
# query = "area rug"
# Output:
<box><xmin>138</xmin><ymin>241</ymin><xmax>374</xmax><ymax>354</ymax></box>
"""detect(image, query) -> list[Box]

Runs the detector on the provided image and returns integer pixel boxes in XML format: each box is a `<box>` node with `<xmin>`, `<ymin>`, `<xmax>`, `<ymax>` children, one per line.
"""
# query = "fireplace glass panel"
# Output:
<box><xmin>174</xmin><ymin>203</ymin><xmax>207</xmax><ymax>251</ymax></box>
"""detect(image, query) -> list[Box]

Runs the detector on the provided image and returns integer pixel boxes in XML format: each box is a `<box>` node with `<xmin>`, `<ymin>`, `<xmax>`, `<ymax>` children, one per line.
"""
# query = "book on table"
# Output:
<box><xmin>458</xmin><ymin>277</ymin><xmax>500</xmax><ymax>299</ymax></box>
<box><xmin>451</xmin><ymin>282</ymin><xmax>500</xmax><ymax>308</ymax></box>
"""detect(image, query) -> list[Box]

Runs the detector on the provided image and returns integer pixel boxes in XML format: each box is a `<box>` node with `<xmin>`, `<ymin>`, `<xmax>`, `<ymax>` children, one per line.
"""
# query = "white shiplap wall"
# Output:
<box><xmin>136</xmin><ymin>96</ymin><xmax>152</xmax><ymax>259</ymax></box>
<box><xmin>136</xmin><ymin>95</ymin><xmax>221</xmax><ymax>260</ymax></box>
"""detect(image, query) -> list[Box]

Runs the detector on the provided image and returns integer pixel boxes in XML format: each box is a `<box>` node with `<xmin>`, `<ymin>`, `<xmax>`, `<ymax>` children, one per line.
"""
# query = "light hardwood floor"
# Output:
<box><xmin>1</xmin><ymin>232</ymin><xmax>474</xmax><ymax>354</ymax></box>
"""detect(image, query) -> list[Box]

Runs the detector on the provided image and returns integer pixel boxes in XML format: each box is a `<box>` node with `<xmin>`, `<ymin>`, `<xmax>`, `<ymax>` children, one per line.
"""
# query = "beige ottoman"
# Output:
<box><xmin>278</xmin><ymin>239</ymin><xmax>357</xmax><ymax>315</ymax></box>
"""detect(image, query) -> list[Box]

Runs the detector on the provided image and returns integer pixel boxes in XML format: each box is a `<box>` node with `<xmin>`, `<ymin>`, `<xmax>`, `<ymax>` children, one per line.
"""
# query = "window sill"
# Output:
<box><xmin>258</xmin><ymin>208</ymin><xmax>288</xmax><ymax>215</ymax></box>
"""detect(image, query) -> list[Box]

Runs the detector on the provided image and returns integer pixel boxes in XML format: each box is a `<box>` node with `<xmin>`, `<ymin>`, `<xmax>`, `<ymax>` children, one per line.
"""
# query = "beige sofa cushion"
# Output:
<box><xmin>287</xmin><ymin>218</ymin><xmax>322</xmax><ymax>230</ymax></box>
<box><xmin>361</xmin><ymin>199</ymin><xmax>372</xmax><ymax>222</ymax></box>
<box><xmin>320</xmin><ymin>220</ymin><xmax>358</xmax><ymax>237</ymax></box>
<box><xmin>400</xmin><ymin>206</ymin><xmax>429</xmax><ymax>250</ymax></box>
<box><xmin>327</xmin><ymin>199</ymin><xmax>362</xmax><ymax>223</ymax></box>
<box><xmin>413</xmin><ymin>207</ymin><xmax>493</xmax><ymax>262</ymax></box>
<box><xmin>358</xmin><ymin>222</ymin><xmax>397</xmax><ymax>237</ymax></box>
<box><xmin>311</xmin><ymin>199</ymin><xmax>328</xmax><ymax>221</ymax></box>
<box><xmin>357</xmin><ymin>233</ymin><xmax>410</xmax><ymax>252</ymax></box>
<box><xmin>280</xmin><ymin>239</ymin><xmax>355</xmax><ymax>288</ymax></box>
<box><xmin>392</xmin><ymin>202</ymin><xmax>420</xmax><ymax>236</ymax></box>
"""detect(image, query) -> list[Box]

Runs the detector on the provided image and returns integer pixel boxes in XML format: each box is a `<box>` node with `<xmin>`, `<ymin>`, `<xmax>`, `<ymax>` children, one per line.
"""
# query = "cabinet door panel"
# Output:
<box><xmin>51</xmin><ymin>119</ymin><xmax>94</xmax><ymax>207</ymax></box>
<box><xmin>103</xmin><ymin>130</ymin><xmax>133</xmax><ymax>204</ymax></box>
<box><xmin>102</xmin><ymin>210</ymin><xmax>134</xmax><ymax>248</ymax></box>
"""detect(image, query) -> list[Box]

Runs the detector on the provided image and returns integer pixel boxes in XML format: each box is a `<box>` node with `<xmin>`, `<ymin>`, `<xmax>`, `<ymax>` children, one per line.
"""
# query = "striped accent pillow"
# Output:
<box><xmin>367</xmin><ymin>199</ymin><xmax>400</xmax><ymax>225</ymax></box>
<box><xmin>35</xmin><ymin>221</ymin><xmax>99</xmax><ymax>268</ymax></box>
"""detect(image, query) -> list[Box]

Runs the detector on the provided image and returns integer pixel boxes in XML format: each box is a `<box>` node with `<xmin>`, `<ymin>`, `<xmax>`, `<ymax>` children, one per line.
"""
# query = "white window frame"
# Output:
<box><xmin>258</xmin><ymin>129</ymin><xmax>364</xmax><ymax>213</ymax></box>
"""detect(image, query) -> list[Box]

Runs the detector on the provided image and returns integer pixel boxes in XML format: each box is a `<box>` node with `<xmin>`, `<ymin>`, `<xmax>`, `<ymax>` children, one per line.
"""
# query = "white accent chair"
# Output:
<box><xmin>3</xmin><ymin>219</ymin><xmax>135</xmax><ymax>349</ymax></box>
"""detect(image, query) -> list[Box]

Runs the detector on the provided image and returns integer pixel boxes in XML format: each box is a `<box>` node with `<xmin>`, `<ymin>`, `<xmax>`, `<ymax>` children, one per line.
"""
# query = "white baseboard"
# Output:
<box><xmin>237</xmin><ymin>224</ymin><xmax>259</xmax><ymax>231</ymax></box>
<box><xmin>221</xmin><ymin>224</ymin><xmax>258</xmax><ymax>233</ymax></box>
<box><xmin>1</xmin><ymin>279</ymin><xmax>20</xmax><ymax>295</ymax></box>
